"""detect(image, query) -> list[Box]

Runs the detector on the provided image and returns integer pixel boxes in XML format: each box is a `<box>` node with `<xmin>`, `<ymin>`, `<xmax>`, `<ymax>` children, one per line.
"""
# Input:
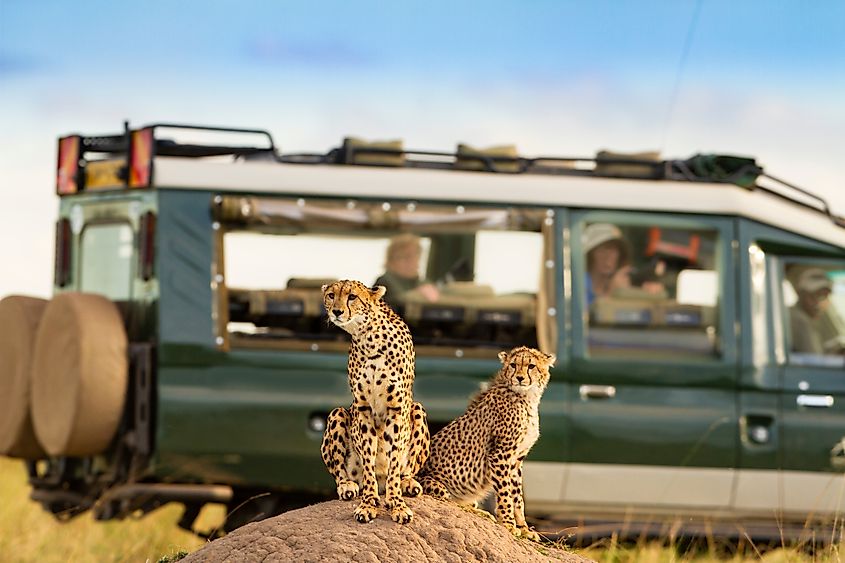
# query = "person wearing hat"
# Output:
<box><xmin>374</xmin><ymin>233</ymin><xmax>440</xmax><ymax>309</ymax></box>
<box><xmin>583</xmin><ymin>223</ymin><xmax>633</xmax><ymax>306</ymax></box>
<box><xmin>790</xmin><ymin>267</ymin><xmax>840</xmax><ymax>355</ymax></box>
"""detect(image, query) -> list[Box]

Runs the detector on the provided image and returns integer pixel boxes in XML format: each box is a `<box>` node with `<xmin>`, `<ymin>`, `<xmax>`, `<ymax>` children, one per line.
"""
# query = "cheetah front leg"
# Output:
<box><xmin>351</xmin><ymin>405</ymin><xmax>380</xmax><ymax>523</ymax></box>
<box><xmin>512</xmin><ymin>458</ymin><xmax>540</xmax><ymax>541</ymax></box>
<box><xmin>383</xmin><ymin>405</ymin><xmax>413</xmax><ymax>524</ymax></box>
<box><xmin>489</xmin><ymin>451</ymin><xmax>521</xmax><ymax>539</ymax></box>
<box><xmin>320</xmin><ymin>407</ymin><xmax>360</xmax><ymax>501</ymax></box>
<box><xmin>400</xmin><ymin>401</ymin><xmax>430</xmax><ymax>498</ymax></box>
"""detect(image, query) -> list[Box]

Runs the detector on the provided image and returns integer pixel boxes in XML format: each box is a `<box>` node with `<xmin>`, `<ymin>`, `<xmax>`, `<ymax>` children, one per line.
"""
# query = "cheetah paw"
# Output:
<box><xmin>337</xmin><ymin>480</ymin><xmax>359</xmax><ymax>501</ymax></box>
<box><xmin>401</xmin><ymin>477</ymin><xmax>422</xmax><ymax>497</ymax></box>
<box><xmin>354</xmin><ymin>500</ymin><xmax>379</xmax><ymax>523</ymax></box>
<box><xmin>518</xmin><ymin>526</ymin><xmax>541</xmax><ymax>542</ymax></box>
<box><xmin>390</xmin><ymin>503</ymin><xmax>414</xmax><ymax>524</ymax></box>
<box><xmin>503</xmin><ymin>522</ymin><xmax>522</xmax><ymax>539</ymax></box>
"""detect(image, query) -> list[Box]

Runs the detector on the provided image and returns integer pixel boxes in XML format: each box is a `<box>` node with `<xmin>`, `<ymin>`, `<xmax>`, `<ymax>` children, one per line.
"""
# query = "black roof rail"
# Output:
<box><xmin>278</xmin><ymin>141</ymin><xmax>842</xmax><ymax>230</ymax></box>
<box><xmin>63</xmin><ymin>122</ymin><xmax>842</xmax><ymax>231</ymax></box>
<box><xmin>75</xmin><ymin>122</ymin><xmax>279</xmax><ymax>160</ymax></box>
<box><xmin>755</xmin><ymin>172</ymin><xmax>845</xmax><ymax>228</ymax></box>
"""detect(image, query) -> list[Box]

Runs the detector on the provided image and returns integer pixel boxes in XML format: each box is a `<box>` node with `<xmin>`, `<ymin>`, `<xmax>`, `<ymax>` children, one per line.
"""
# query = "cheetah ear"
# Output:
<box><xmin>321</xmin><ymin>284</ymin><xmax>329</xmax><ymax>293</ymax></box>
<box><xmin>371</xmin><ymin>285</ymin><xmax>387</xmax><ymax>301</ymax></box>
<box><xmin>545</xmin><ymin>353</ymin><xmax>556</xmax><ymax>367</ymax></box>
<box><xmin>497</xmin><ymin>350</ymin><xmax>508</xmax><ymax>364</ymax></box>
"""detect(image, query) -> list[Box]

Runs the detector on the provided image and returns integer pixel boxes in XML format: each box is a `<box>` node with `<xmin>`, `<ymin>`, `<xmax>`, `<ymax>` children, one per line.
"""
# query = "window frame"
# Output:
<box><xmin>214</xmin><ymin>196</ymin><xmax>558</xmax><ymax>360</ymax></box>
<box><xmin>569</xmin><ymin>210</ymin><xmax>737</xmax><ymax>385</ymax></box>
<box><xmin>775</xmin><ymin>256</ymin><xmax>845</xmax><ymax>369</ymax></box>
<box><xmin>78</xmin><ymin>219</ymin><xmax>136</xmax><ymax>301</ymax></box>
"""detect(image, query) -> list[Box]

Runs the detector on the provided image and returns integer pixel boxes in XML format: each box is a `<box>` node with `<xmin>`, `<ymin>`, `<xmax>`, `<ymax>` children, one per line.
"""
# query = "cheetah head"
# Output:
<box><xmin>321</xmin><ymin>280</ymin><xmax>387</xmax><ymax>335</ymax></box>
<box><xmin>496</xmin><ymin>346</ymin><xmax>555</xmax><ymax>394</ymax></box>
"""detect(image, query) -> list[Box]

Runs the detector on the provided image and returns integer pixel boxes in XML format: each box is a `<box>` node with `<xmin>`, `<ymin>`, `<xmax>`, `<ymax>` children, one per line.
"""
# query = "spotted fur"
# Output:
<box><xmin>320</xmin><ymin>280</ymin><xmax>430</xmax><ymax>524</ymax></box>
<box><xmin>419</xmin><ymin>346</ymin><xmax>555</xmax><ymax>541</ymax></box>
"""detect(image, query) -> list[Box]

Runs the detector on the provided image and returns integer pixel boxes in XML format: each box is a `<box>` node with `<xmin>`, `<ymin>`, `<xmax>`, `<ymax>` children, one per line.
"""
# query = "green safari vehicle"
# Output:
<box><xmin>1</xmin><ymin>123</ymin><xmax>843</xmax><ymax>539</ymax></box>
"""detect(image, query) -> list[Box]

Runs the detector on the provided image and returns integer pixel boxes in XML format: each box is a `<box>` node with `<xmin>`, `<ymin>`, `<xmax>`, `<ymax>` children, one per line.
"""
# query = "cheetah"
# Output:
<box><xmin>418</xmin><ymin>346</ymin><xmax>555</xmax><ymax>541</ymax></box>
<box><xmin>320</xmin><ymin>280</ymin><xmax>430</xmax><ymax>524</ymax></box>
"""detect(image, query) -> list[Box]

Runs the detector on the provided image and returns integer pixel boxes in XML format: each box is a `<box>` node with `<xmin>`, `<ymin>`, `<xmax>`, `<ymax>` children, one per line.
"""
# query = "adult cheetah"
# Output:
<box><xmin>419</xmin><ymin>346</ymin><xmax>554</xmax><ymax>540</ymax></box>
<box><xmin>320</xmin><ymin>280</ymin><xmax>430</xmax><ymax>524</ymax></box>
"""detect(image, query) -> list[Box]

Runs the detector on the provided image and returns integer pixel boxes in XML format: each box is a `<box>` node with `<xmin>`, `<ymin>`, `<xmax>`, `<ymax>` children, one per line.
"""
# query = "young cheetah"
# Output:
<box><xmin>320</xmin><ymin>280</ymin><xmax>430</xmax><ymax>524</ymax></box>
<box><xmin>419</xmin><ymin>346</ymin><xmax>554</xmax><ymax>540</ymax></box>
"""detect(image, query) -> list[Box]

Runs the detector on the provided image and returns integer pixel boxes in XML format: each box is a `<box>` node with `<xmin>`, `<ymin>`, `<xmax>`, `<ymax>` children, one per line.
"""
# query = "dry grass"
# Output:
<box><xmin>2</xmin><ymin>454</ymin><xmax>843</xmax><ymax>562</ymax></box>
<box><xmin>0</xmin><ymin>457</ymin><xmax>218</xmax><ymax>563</ymax></box>
<box><xmin>576</xmin><ymin>532</ymin><xmax>843</xmax><ymax>563</ymax></box>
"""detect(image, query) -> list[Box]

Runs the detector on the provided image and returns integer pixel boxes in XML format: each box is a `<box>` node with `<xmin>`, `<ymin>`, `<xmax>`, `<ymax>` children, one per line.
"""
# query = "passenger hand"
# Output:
<box><xmin>641</xmin><ymin>280</ymin><xmax>665</xmax><ymax>295</ymax></box>
<box><xmin>417</xmin><ymin>283</ymin><xmax>440</xmax><ymax>302</ymax></box>
<box><xmin>611</xmin><ymin>266</ymin><xmax>632</xmax><ymax>291</ymax></box>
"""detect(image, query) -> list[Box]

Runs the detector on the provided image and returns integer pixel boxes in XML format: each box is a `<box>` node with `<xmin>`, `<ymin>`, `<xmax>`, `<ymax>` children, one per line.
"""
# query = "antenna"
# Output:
<box><xmin>659</xmin><ymin>0</ymin><xmax>704</xmax><ymax>152</ymax></box>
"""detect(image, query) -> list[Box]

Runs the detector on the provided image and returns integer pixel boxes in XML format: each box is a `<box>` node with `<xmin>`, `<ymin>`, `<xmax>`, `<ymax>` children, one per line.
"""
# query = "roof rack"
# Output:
<box><xmin>61</xmin><ymin>122</ymin><xmax>843</xmax><ymax>230</ymax></box>
<box><xmin>78</xmin><ymin>122</ymin><xmax>278</xmax><ymax>160</ymax></box>
<box><xmin>278</xmin><ymin>140</ymin><xmax>843</xmax><ymax>229</ymax></box>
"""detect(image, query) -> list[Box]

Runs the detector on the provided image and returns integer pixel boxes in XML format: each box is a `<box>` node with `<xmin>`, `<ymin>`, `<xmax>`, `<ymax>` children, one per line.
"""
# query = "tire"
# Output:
<box><xmin>31</xmin><ymin>293</ymin><xmax>128</xmax><ymax>457</ymax></box>
<box><xmin>0</xmin><ymin>295</ymin><xmax>48</xmax><ymax>458</ymax></box>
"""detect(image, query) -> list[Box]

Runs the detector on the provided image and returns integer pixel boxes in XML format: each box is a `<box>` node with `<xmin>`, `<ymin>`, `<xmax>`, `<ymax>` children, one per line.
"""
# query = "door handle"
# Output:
<box><xmin>796</xmin><ymin>394</ymin><xmax>834</xmax><ymax>408</ymax></box>
<box><xmin>579</xmin><ymin>384</ymin><xmax>616</xmax><ymax>400</ymax></box>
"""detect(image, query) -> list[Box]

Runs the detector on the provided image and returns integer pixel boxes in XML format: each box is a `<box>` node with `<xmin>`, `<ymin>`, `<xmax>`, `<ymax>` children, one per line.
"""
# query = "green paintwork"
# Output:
<box><xmin>565</xmin><ymin>210</ymin><xmax>739</xmax><ymax>470</ymax></box>
<box><xmin>57</xmin><ymin>185</ymin><xmax>845</xmax><ymax>502</ymax></box>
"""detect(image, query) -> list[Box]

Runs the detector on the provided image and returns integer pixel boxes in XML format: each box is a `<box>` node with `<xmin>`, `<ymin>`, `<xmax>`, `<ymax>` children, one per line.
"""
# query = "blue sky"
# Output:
<box><xmin>1</xmin><ymin>0</ymin><xmax>844</xmax><ymax>297</ymax></box>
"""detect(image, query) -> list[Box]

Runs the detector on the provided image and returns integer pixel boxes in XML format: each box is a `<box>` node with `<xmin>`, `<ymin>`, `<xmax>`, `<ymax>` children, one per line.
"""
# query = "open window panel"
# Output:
<box><xmin>581</xmin><ymin>220</ymin><xmax>723</xmax><ymax>361</ymax></box>
<box><xmin>780</xmin><ymin>259</ymin><xmax>845</xmax><ymax>368</ymax></box>
<box><xmin>216</xmin><ymin>196</ymin><xmax>555</xmax><ymax>358</ymax></box>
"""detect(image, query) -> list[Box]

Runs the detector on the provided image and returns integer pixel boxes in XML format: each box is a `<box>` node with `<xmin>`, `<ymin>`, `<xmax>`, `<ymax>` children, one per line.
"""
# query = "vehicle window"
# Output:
<box><xmin>79</xmin><ymin>223</ymin><xmax>134</xmax><ymax>300</ymax></box>
<box><xmin>220</xmin><ymin>198</ymin><xmax>548</xmax><ymax>354</ymax></box>
<box><xmin>580</xmin><ymin>221</ymin><xmax>721</xmax><ymax>361</ymax></box>
<box><xmin>783</xmin><ymin>262</ymin><xmax>845</xmax><ymax>368</ymax></box>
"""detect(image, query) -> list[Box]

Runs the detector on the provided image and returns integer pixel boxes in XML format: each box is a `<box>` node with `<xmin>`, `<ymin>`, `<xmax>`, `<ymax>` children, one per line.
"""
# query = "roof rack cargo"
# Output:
<box><xmin>57</xmin><ymin>121</ymin><xmax>844</xmax><ymax>230</ymax></box>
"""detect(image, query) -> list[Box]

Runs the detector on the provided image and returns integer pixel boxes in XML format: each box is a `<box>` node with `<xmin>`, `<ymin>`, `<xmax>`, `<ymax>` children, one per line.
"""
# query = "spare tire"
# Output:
<box><xmin>31</xmin><ymin>293</ymin><xmax>128</xmax><ymax>457</ymax></box>
<box><xmin>0</xmin><ymin>295</ymin><xmax>48</xmax><ymax>458</ymax></box>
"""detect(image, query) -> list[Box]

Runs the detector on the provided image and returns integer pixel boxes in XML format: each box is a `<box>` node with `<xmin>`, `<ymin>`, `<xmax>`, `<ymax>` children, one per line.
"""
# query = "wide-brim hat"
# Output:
<box><xmin>583</xmin><ymin>223</ymin><xmax>624</xmax><ymax>254</ymax></box>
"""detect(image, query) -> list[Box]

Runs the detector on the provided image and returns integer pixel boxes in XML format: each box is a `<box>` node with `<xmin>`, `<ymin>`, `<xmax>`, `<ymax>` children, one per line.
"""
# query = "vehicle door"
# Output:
<box><xmin>774</xmin><ymin>253</ymin><xmax>845</xmax><ymax>518</ymax></box>
<box><xmin>563</xmin><ymin>211</ymin><xmax>738</xmax><ymax>513</ymax></box>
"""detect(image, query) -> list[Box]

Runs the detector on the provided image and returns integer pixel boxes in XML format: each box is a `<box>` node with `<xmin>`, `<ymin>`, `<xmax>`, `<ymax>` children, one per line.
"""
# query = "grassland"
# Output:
<box><xmin>1</xmin><ymin>455</ymin><xmax>842</xmax><ymax>562</ymax></box>
<box><xmin>0</xmin><ymin>457</ymin><xmax>218</xmax><ymax>562</ymax></box>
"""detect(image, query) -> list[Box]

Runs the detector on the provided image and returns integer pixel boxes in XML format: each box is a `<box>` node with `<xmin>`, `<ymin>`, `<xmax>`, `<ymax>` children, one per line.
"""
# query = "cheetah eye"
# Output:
<box><xmin>348</xmin><ymin>294</ymin><xmax>358</xmax><ymax>302</ymax></box>
<box><xmin>509</xmin><ymin>362</ymin><xmax>517</xmax><ymax>369</ymax></box>
<box><xmin>326</xmin><ymin>292</ymin><xmax>335</xmax><ymax>300</ymax></box>
<box><xmin>528</xmin><ymin>364</ymin><xmax>536</xmax><ymax>371</ymax></box>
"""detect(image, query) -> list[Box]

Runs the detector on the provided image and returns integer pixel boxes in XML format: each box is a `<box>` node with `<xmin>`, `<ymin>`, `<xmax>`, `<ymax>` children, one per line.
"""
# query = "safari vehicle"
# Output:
<box><xmin>1</xmin><ymin>122</ymin><xmax>844</xmax><ymax>540</ymax></box>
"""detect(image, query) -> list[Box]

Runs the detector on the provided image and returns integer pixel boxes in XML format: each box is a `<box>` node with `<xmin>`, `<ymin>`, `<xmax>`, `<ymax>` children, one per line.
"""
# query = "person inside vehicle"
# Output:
<box><xmin>790</xmin><ymin>267</ymin><xmax>843</xmax><ymax>355</ymax></box>
<box><xmin>374</xmin><ymin>233</ymin><xmax>440</xmax><ymax>309</ymax></box>
<box><xmin>584</xmin><ymin>223</ymin><xmax>632</xmax><ymax>306</ymax></box>
<box><xmin>584</xmin><ymin>223</ymin><xmax>666</xmax><ymax>307</ymax></box>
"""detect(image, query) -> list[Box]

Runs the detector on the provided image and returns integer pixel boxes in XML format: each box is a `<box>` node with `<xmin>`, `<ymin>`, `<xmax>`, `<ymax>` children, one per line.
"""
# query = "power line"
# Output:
<box><xmin>660</xmin><ymin>0</ymin><xmax>704</xmax><ymax>152</ymax></box>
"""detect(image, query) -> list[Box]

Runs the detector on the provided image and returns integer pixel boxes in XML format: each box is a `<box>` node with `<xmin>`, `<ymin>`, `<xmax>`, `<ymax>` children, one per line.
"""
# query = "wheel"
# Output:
<box><xmin>31</xmin><ymin>293</ymin><xmax>128</xmax><ymax>456</ymax></box>
<box><xmin>0</xmin><ymin>295</ymin><xmax>48</xmax><ymax>458</ymax></box>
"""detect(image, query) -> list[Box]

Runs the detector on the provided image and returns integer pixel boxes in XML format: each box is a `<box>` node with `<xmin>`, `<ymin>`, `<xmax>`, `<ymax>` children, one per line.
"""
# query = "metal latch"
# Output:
<box><xmin>579</xmin><ymin>384</ymin><xmax>616</xmax><ymax>400</ymax></box>
<box><xmin>796</xmin><ymin>394</ymin><xmax>834</xmax><ymax>408</ymax></box>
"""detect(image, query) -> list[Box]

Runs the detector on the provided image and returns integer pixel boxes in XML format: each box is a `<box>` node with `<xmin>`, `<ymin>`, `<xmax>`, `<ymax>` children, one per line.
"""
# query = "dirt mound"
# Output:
<box><xmin>183</xmin><ymin>495</ymin><xmax>591</xmax><ymax>563</ymax></box>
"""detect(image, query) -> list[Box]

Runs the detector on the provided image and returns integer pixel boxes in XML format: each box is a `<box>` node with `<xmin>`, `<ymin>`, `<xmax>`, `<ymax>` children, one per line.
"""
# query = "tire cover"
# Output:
<box><xmin>31</xmin><ymin>293</ymin><xmax>128</xmax><ymax>457</ymax></box>
<box><xmin>0</xmin><ymin>296</ymin><xmax>48</xmax><ymax>458</ymax></box>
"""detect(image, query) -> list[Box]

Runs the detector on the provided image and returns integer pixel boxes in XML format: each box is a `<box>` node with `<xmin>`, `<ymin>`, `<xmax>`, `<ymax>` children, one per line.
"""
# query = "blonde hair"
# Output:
<box><xmin>386</xmin><ymin>233</ymin><xmax>422</xmax><ymax>267</ymax></box>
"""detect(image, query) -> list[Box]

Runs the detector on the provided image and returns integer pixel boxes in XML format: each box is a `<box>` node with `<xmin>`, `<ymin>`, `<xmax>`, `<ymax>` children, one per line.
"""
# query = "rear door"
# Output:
<box><xmin>775</xmin><ymin>255</ymin><xmax>845</xmax><ymax>518</ymax></box>
<box><xmin>563</xmin><ymin>210</ymin><xmax>739</xmax><ymax>514</ymax></box>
